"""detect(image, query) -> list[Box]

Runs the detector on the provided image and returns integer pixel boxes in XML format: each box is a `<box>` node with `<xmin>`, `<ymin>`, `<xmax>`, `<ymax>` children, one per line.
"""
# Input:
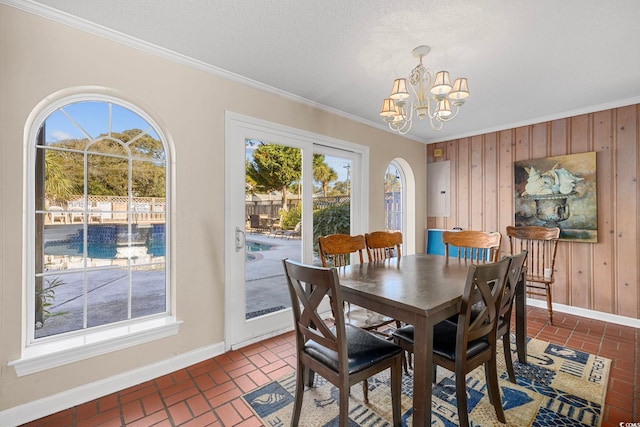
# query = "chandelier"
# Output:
<box><xmin>380</xmin><ymin>45</ymin><xmax>470</xmax><ymax>134</ymax></box>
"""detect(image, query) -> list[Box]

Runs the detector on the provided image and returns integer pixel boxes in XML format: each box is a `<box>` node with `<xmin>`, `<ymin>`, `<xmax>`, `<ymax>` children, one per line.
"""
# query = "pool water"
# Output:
<box><xmin>44</xmin><ymin>224</ymin><xmax>165</xmax><ymax>259</ymax></box>
<box><xmin>246</xmin><ymin>241</ymin><xmax>272</xmax><ymax>252</ymax></box>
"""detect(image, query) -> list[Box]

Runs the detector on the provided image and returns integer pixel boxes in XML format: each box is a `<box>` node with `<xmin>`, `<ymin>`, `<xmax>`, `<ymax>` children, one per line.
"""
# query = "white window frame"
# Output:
<box><xmin>385</xmin><ymin>158</ymin><xmax>416</xmax><ymax>255</ymax></box>
<box><xmin>10</xmin><ymin>93</ymin><xmax>179</xmax><ymax>377</ymax></box>
<box><xmin>385</xmin><ymin>160</ymin><xmax>405</xmax><ymax>231</ymax></box>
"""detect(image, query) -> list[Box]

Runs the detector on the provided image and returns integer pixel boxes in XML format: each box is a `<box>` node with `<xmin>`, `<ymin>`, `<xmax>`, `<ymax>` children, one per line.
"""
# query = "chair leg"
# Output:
<box><xmin>454</xmin><ymin>367</ymin><xmax>470</xmax><ymax>427</ymax></box>
<box><xmin>486</xmin><ymin>357</ymin><xmax>506</xmax><ymax>423</ymax></box>
<box><xmin>339</xmin><ymin>381</ymin><xmax>350</xmax><ymax>427</ymax></box>
<box><xmin>390</xmin><ymin>357</ymin><xmax>402</xmax><ymax>427</ymax></box>
<box><xmin>546</xmin><ymin>284</ymin><xmax>553</xmax><ymax>325</ymax></box>
<box><xmin>305</xmin><ymin>368</ymin><xmax>315</xmax><ymax>387</ymax></box>
<box><xmin>362</xmin><ymin>379</ymin><xmax>369</xmax><ymax>403</ymax></box>
<box><xmin>291</xmin><ymin>364</ymin><xmax>305</xmax><ymax>426</ymax></box>
<box><xmin>484</xmin><ymin>363</ymin><xmax>494</xmax><ymax>404</ymax></box>
<box><xmin>401</xmin><ymin>351</ymin><xmax>409</xmax><ymax>375</ymax></box>
<box><xmin>503</xmin><ymin>333</ymin><xmax>516</xmax><ymax>383</ymax></box>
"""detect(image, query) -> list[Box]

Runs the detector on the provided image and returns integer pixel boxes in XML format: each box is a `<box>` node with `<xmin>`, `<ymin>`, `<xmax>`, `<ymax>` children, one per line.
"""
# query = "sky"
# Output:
<box><xmin>44</xmin><ymin>101</ymin><xmax>159</xmax><ymax>143</ymax></box>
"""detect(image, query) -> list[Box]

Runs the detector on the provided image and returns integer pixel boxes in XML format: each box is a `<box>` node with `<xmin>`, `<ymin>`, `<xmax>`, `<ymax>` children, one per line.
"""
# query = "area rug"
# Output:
<box><xmin>241</xmin><ymin>337</ymin><xmax>610</xmax><ymax>426</ymax></box>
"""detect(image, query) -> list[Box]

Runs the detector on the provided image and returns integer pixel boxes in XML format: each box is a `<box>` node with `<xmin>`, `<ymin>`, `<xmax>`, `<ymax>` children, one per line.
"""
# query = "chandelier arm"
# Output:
<box><xmin>388</xmin><ymin>118</ymin><xmax>413</xmax><ymax>134</ymax></box>
<box><xmin>437</xmin><ymin>104</ymin><xmax>462</xmax><ymax>122</ymax></box>
<box><xmin>424</xmin><ymin>97</ymin><xmax>439</xmax><ymax>120</ymax></box>
<box><xmin>400</xmin><ymin>99</ymin><xmax>414</xmax><ymax>123</ymax></box>
<box><xmin>428</xmin><ymin>115</ymin><xmax>445</xmax><ymax>131</ymax></box>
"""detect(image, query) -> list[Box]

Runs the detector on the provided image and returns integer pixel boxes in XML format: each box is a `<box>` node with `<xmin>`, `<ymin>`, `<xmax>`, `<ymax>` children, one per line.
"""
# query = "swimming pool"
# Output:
<box><xmin>44</xmin><ymin>224</ymin><xmax>165</xmax><ymax>259</ymax></box>
<box><xmin>246</xmin><ymin>240</ymin><xmax>272</xmax><ymax>252</ymax></box>
<box><xmin>245</xmin><ymin>240</ymin><xmax>273</xmax><ymax>262</ymax></box>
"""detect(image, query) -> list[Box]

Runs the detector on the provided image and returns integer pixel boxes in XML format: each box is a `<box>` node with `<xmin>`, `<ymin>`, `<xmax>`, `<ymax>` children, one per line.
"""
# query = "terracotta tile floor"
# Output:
<box><xmin>23</xmin><ymin>306</ymin><xmax>637</xmax><ymax>426</ymax></box>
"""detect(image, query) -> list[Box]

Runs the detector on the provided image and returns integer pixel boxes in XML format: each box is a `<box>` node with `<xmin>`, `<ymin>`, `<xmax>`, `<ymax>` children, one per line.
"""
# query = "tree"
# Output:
<box><xmin>44</xmin><ymin>129</ymin><xmax>166</xmax><ymax>199</ymax></box>
<box><xmin>245</xmin><ymin>145</ymin><xmax>339</xmax><ymax>209</ymax></box>
<box><xmin>44</xmin><ymin>151</ymin><xmax>74</xmax><ymax>203</ymax></box>
<box><xmin>313</xmin><ymin>159</ymin><xmax>338</xmax><ymax>197</ymax></box>
<box><xmin>246</xmin><ymin>143</ymin><xmax>301</xmax><ymax>210</ymax></box>
<box><xmin>330</xmin><ymin>180</ymin><xmax>350</xmax><ymax>196</ymax></box>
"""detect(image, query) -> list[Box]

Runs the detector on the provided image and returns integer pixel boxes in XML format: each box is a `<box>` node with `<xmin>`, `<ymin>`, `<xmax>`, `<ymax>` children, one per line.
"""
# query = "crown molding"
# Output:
<box><xmin>424</xmin><ymin>96</ymin><xmax>640</xmax><ymax>144</ymax></box>
<box><xmin>1</xmin><ymin>0</ymin><xmax>394</xmax><ymax>138</ymax></box>
<box><xmin>3</xmin><ymin>0</ymin><xmax>637</xmax><ymax>146</ymax></box>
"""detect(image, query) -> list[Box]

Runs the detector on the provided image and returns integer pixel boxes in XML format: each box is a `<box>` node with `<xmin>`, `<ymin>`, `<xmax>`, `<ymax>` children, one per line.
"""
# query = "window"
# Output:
<box><xmin>31</xmin><ymin>99</ymin><xmax>169</xmax><ymax>344</ymax></box>
<box><xmin>384</xmin><ymin>161</ymin><xmax>404</xmax><ymax>233</ymax></box>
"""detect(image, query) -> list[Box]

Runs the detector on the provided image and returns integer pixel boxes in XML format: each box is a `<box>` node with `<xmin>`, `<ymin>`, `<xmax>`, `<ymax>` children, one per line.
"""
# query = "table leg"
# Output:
<box><xmin>411</xmin><ymin>320</ymin><xmax>431</xmax><ymax>426</ymax></box>
<box><xmin>515</xmin><ymin>270</ymin><xmax>527</xmax><ymax>363</ymax></box>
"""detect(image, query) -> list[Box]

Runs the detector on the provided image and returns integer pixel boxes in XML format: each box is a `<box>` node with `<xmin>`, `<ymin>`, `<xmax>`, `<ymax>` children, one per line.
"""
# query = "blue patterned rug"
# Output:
<box><xmin>242</xmin><ymin>337</ymin><xmax>609</xmax><ymax>426</ymax></box>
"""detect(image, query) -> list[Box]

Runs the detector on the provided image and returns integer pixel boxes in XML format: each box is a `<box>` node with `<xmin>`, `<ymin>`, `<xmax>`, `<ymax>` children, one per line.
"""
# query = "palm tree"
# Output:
<box><xmin>44</xmin><ymin>151</ymin><xmax>74</xmax><ymax>204</ymax></box>
<box><xmin>313</xmin><ymin>163</ymin><xmax>338</xmax><ymax>197</ymax></box>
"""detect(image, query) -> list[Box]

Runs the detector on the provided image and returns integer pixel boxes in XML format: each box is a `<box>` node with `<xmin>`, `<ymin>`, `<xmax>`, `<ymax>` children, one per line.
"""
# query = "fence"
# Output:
<box><xmin>244</xmin><ymin>196</ymin><xmax>350</xmax><ymax>220</ymax></box>
<box><xmin>45</xmin><ymin>196</ymin><xmax>165</xmax><ymax>225</ymax></box>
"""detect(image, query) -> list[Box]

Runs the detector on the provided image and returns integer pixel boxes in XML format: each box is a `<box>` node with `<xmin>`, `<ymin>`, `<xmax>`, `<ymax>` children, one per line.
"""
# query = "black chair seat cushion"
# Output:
<box><xmin>391</xmin><ymin>324</ymin><xmax>415</xmax><ymax>343</ymax></box>
<box><xmin>447</xmin><ymin>303</ymin><xmax>509</xmax><ymax>330</ymax></box>
<box><xmin>392</xmin><ymin>323</ymin><xmax>489</xmax><ymax>361</ymax></box>
<box><xmin>305</xmin><ymin>324</ymin><xmax>402</xmax><ymax>375</ymax></box>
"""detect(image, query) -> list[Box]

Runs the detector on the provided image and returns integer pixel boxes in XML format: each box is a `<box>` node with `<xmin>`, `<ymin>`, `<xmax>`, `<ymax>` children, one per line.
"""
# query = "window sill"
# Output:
<box><xmin>9</xmin><ymin>316</ymin><xmax>182</xmax><ymax>377</ymax></box>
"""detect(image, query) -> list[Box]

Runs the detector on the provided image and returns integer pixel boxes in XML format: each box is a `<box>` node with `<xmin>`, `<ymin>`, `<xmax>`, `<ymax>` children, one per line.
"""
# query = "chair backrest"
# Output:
<box><xmin>282</xmin><ymin>258</ymin><xmax>347</xmax><ymax>364</ymax></box>
<box><xmin>249</xmin><ymin>214</ymin><xmax>260</xmax><ymax>228</ymax></box>
<box><xmin>498</xmin><ymin>250</ymin><xmax>528</xmax><ymax>324</ymax></box>
<box><xmin>365</xmin><ymin>231</ymin><xmax>402</xmax><ymax>262</ymax></box>
<box><xmin>506</xmin><ymin>226</ymin><xmax>560</xmax><ymax>282</ymax></box>
<box><xmin>442</xmin><ymin>230</ymin><xmax>502</xmax><ymax>263</ymax></box>
<box><xmin>457</xmin><ymin>257</ymin><xmax>511</xmax><ymax>346</ymax></box>
<box><xmin>318</xmin><ymin>234</ymin><xmax>365</xmax><ymax>267</ymax></box>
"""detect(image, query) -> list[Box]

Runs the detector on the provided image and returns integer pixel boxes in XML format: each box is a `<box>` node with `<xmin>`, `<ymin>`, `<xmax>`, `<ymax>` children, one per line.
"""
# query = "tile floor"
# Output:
<box><xmin>23</xmin><ymin>306</ymin><xmax>637</xmax><ymax>426</ymax></box>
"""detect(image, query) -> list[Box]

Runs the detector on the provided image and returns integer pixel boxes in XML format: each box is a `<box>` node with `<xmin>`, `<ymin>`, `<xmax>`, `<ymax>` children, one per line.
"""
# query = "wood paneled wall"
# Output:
<box><xmin>427</xmin><ymin>104</ymin><xmax>639</xmax><ymax>319</ymax></box>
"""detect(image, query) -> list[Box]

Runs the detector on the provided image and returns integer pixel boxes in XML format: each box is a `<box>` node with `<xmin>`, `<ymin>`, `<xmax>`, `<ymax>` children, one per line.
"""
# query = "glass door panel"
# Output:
<box><xmin>311</xmin><ymin>153</ymin><xmax>353</xmax><ymax>265</ymax></box>
<box><xmin>244</xmin><ymin>140</ymin><xmax>301</xmax><ymax>319</ymax></box>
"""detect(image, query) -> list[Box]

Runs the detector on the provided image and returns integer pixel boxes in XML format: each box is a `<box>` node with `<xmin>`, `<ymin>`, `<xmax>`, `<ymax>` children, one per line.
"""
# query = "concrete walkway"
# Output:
<box><xmin>244</xmin><ymin>231</ymin><xmax>303</xmax><ymax>318</ymax></box>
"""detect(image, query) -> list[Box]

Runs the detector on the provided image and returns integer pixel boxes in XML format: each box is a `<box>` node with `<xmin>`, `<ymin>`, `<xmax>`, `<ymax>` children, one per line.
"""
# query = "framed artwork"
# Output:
<box><xmin>514</xmin><ymin>152</ymin><xmax>597</xmax><ymax>242</ymax></box>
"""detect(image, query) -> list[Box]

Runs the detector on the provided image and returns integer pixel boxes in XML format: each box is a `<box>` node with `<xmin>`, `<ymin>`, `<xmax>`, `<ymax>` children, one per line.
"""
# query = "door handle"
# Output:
<box><xmin>235</xmin><ymin>226</ymin><xmax>245</xmax><ymax>252</ymax></box>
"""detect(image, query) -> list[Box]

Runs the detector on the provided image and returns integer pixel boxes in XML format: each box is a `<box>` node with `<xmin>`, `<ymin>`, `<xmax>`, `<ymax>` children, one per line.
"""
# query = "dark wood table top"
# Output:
<box><xmin>337</xmin><ymin>253</ymin><xmax>472</xmax><ymax>323</ymax></box>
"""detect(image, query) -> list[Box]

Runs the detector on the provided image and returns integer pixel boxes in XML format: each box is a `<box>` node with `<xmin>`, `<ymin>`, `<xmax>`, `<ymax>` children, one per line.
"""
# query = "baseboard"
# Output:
<box><xmin>527</xmin><ymin>298</ymin><xmax>640</xmax><ymax>328</ymax></box>
<box><xmin>3</xmin><ymin>302</ymin><xmax>636</xmax><ymax>426</ymax></box>
<box><xmin>0</xmin><ymin>341</ymin><xmax>226</xmax><ymax>427</ymax></box>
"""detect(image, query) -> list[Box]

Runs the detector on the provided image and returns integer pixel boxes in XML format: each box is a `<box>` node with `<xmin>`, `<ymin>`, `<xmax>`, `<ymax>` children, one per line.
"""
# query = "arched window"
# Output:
<box><xmin>384</xmin><ymin>161</ymin><xmax>405</xmax><ymax>234</ymax></box>
<box><xmin>30</xmin><ymin>99</ymin><xmax>169</xmax><ymax>344</ymax></box>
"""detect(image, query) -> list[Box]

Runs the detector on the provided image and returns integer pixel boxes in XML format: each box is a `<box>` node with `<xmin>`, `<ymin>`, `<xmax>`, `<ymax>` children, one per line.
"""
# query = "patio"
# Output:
<box><xmin>244</xmin><ymin>231</ymin><xmax>302</xmax><ymax>318</ymax></box>
<box><xmin>38</xmin><ymin>224</ymin><xmax>302</xmax><ymax>337</ymax></box>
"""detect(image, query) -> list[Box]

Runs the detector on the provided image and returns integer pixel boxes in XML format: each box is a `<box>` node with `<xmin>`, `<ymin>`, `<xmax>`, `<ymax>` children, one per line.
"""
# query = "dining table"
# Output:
<box><xmin>336</xmin><ymin>253</ymin><xmax>527</xmax><ymax>427</ymax></box>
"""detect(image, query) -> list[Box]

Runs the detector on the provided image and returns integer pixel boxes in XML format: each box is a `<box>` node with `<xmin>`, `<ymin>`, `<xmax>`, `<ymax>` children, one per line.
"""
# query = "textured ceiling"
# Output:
<box><xmin>7</xmin><ymin>0</ymin><xmax>640</xmax><ymax>143</ymax></box>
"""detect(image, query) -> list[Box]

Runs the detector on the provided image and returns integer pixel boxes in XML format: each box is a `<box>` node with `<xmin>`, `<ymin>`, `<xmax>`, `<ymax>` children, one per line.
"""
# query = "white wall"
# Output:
<box><xmin>0</xmin><ymin>4</ymin><xmax>427</xmax><ymax>420</ymax></box>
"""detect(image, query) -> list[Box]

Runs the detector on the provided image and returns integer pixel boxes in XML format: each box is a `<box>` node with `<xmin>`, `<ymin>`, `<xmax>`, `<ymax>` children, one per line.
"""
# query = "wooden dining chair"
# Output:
<box><xmin>282</xmin><ymin>259</ymin><xmax>402</xmax><ymax>427</ymax></box>
<box><xmin>442</xmin><ymin>230</ymin><xmax>502</xmax><ymax>263</ymax></box>
<box><xmin>437</xmin><ymin>250</ymin><xmax>528</xmax><ymax>383</ymax></box>
<box><xmin>506</xmin><ymin>225</ymin><xmax>560</xmax><ymax>324</ymax></box>
<box><xmin>318</xmin><ymin>233</ymin><xmax>396</xmax><ymax>337</ymax></box>
<box><xmin>497</xmin><ymin>250</ymin><xmax>528</xmax><ymax>383</ymax></box>
<box><xmin>391</xmin><ymin>257</ymin><xmax>512</xmax><ymax>427</ymax></box>
<box><xmin>318</xmin><ymin>234</ymin><xmax>365</xmax><ymax>267</ymax></box>
<box><xmin>365</xmin><ymin>231</ymin><xmax>402</xmax><ymax>262</ymax></box>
